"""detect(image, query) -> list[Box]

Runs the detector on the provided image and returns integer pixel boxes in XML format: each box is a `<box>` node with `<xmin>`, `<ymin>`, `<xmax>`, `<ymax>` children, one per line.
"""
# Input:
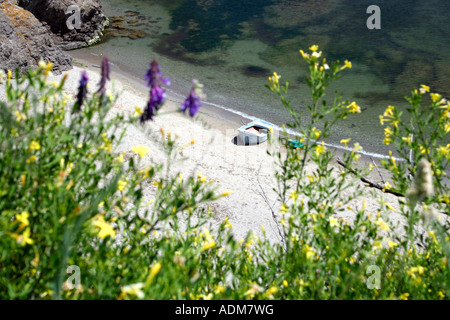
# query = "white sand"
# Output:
<box><xmin>1</xmin><ymin>61</ymin><xmax>420</xmax><ymax>243</ymax></box>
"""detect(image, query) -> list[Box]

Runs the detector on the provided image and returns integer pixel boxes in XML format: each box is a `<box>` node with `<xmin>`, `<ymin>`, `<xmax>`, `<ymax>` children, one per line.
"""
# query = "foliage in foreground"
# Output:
<box><xmin>0</xmin><ymin>47</ymin><xmax>449</xmax><ymax>300</ymax></box>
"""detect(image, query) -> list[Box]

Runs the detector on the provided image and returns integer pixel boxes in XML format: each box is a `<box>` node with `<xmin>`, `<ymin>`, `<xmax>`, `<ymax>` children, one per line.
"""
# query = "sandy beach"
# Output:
<box><xmin>1</xmin><ymin>53</ymin><xmax>410</xmax><ymax>243</ymax></box>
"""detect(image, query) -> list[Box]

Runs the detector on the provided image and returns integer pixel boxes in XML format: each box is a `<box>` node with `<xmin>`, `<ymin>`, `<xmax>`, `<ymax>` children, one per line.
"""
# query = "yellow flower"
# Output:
<box><xmin>16</xmin><ymin>211</ymin><xmax>30</xmax><ymax>227</ymax></box>
<box><xmin>299</xmin><ymin>49</ymin><xmax>310</xmax><ymax>60</ymax></box>
<box><xmin>399</xmin><ymin>293</ymin><xmax>409</xmax><ymax>300</ymax></box>
<box><xmin>340</xmin><ymin>138</ymin><xmax>351</xmax><ymax>148</ymax></box>
<box><xmin>383</xmin><ymin>181</ymin><xmax>392</xmax><ymax>192</ymax></box>
<box><xmin>341</xmin><ymin>60</ymin><xmax>352</xmax><ymax>70</ymax></box>
<box><xmin>244</xmin><ymin>283</ymin><xmax>263</xmax><ymax>298</ymax></box>
<box><xmin>430</xmin><ymin>93</ymin><xmax>441</xmax><ymax>103</ymax></box>
<box><xmin>133</xmin><ymin>107</ymin><xmax>143</xmax><ymax>117</ymax></box>
<box><xmin>268</xmin><ymin>72</ymin><xmax>281</xmax><ymax>89</ymax></box>
<box><xmin>117</xmin><ymin>180</ymin><xmax>127</xmax><ymax>191</ymax></box>
<box><xmin>120</xmin><ymin>283</ymin><xmax>145</xmax><ymax>299</ymax></box>
<box><xmin>289</xmin><ymin>190</ymin><xmax>299</xmax><ymax>205</ymax></box>
<box><xmin>315</xmin><ymin>141</ymin><xmax>326</xmax><ymax>156</ymax></box>
<box><xmin>131</xmin><ymin>145</ymin><xmax>150</xmax><ymax>158</ymax></box>
<box><xmin>7</xmin><ymin>70</ymin><xmax>12</xmax><ymax>81</ymax></box>
<box><xmin>38</xmin><ymin>60</ymin><xmax>53</xmax><ymax>75</ymax></box>
<box><xmin>145</xmin><ymin>262</ymin><xmax>162</xmax><ymax>286</ymax></box>
<box><xmin>280</xmin><ymin>203</ymin><xmax>288</xmax><ymax>214</ymax></box>
<box><xmin>437</xmin><ymin>144</ymin><xmax>450</xmax><ymax>158</ymax></box>
<box><xmin>309</xmin><ymin>45</ymin><xmax>319</xmax><ymax>52</ymax></box>
<box><xmin>219</xmin><ymin>190</ymin><xmax>231</xmax><ymax>197</ymax></box>
<box><xmin>311</xmin><ymin>127</ymin><xmax>321</xmax><ymax>139</ymax></box>
<box><xmin>202</xmin><ymin>240</ymin><xmax>216</xmax><ymax>251</ymax></box>
<box><xmin>283</xmin><ymin>280</ymin><xmax>288</xmax><ymax>287</ymax></box>
<box><xmin>28</xmin><ymin>140</ymin><xmax>41</xmax><ymax>152</ymax></box>
<box><xmin>26</xmin><ymin>155</ymin><xmax>37</xmax><ymax>163</ymax></box>
<box><xmin>12</xmin><ymin>227</ymin><xmax>34</xmax><ymax>246</ymax></box>
<box><xmin>375</xmin><ymin>219</ymin><xmax>390</xmax><ymax>231</ymax></box>
<box><xmin>347</xmin><ymin>101</ymin><xmax>361</xmax><ymax>113</ymax></box>
<box><xmin>303</xmin><ymin>244</ymin><xmax>316</xmax><ymax>259</ymax></box>
<box><xmin>387</xmin><ymin>240</ymin><xmax>398</xmax><ymax>249</ymax></box>
<box><xmin>329</xmin><ymin>217</ymin><xmax>340</xmax><ymax>228</ymax></box>
<box><xmin>15</xmin><ymin>111</ymin><xmax>27</xmax><ymax>122</ymax></box>
<box><xmin>419</xmin><ymin>84</ymin><xmax>430</xmax><ymax>94</ymax></box>
<box><xmin>92</xmin><ymin>215</ymin><xmax>116</xmax><ymax>239</ymax></box>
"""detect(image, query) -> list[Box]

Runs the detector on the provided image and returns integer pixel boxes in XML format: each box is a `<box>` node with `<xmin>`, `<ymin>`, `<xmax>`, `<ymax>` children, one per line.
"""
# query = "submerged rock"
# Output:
<box><xmin>18</xmin><ymin>0</ymin><xmax>108</xmax><ymax>50</ymax></box>
<box><xmin>0</xmin><ymin>0</ymin><xmax>72</xmax><ymax>75</ymax></box>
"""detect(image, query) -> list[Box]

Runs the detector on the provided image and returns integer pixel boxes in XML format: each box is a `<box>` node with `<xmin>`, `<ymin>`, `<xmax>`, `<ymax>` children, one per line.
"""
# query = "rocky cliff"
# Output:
<box><xmin>0</xmin><ymin>0</ymin><xmax>108</xmax><ymax>75</ymax></box>
<box><xmin>0</xmin><ymin>0</ymin><xmax>72</xmax><ymax>75</ymax></box>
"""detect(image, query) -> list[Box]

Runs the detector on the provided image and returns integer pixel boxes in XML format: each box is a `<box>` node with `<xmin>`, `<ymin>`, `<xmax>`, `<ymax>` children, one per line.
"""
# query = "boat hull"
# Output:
<box><xmin>237</xmin><ymin>119</ymin><xmax>274</xmax><ymax>146</ymax></box>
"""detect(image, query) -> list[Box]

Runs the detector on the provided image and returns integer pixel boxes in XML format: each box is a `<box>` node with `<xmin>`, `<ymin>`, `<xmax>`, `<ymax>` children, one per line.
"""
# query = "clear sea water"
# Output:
<box><xmin>75</xmin><ymin>0</ymin><xmax>450</xmax><ymax>157</ymax></box>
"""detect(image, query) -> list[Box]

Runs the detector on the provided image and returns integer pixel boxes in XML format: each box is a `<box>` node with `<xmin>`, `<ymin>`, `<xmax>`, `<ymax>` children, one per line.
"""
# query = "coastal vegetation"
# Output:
<box><xmin>0</xmin><ymin>46</ymin><xmax>448</xmax><ymax>299</ymax></box>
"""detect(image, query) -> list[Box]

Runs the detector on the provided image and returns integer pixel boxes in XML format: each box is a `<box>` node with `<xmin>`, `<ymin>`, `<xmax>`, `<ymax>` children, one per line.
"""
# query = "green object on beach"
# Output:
<box><xmin>288</xmin><ymin>140</ymin><xmax>304</xmax><ymax>149</ymax></box>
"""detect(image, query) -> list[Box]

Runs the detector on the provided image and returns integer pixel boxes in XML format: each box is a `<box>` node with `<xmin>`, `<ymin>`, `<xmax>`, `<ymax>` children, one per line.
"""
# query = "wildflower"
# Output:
<box><xmin>97</xmin><ymin>56</ymin><xmax>110</xmax><ymax>96</ymax></box>
<box><xmin>283</xmin><ymin>280</ymin><xmax>288</xmax><ymax>287</ymax></box>
<box><xmin>289</xmin><ymin>190</ymin><xmax>299</xmax><ymax>205</ymax></box>
<box><xmin>28</xmin><ymin>140</ymin><xmax>41</xmax><ymax>152</ymax></box>
<box><xmin>315</xmin><ymin>141</ymin><xmax>326</xmax><ymax>156</ymax></box>
<box><xmin>341</xmin><ymin>59</ymin><xmax>352</xmax><ymax>70</ymax></box>
<box><xmin>141</xmin><ymin>60</ymin><xmax>170</xmax><ymax>122</ymax></box>
<box><xmin>26</xmin><ymin>155</ymin><xmax>37</xmax><ymax>163</ymax></box>
<box><xmin>7</xmin><ymin>70</ymin><xmax>12</xmax><ymax>82</ymax></box>
<box><xmin>387</xmin><ymin>240</ymin><xmax>398</xmax><ymax>249</ymax></box>
<box><xmin>92</xmin><ymin>215</ymin><xmax>116</xmax><ymax>239</ymax></box>
<box><xmin>375</xmin><ymin>219</ymin><xmax>390</xmax><ymax>231</ymax></box>
<box><xmin>329</xmin><ymin>217</ymin><xmax>340</xmax><ymax>228</ymax></box>
<box><xmin>437</xmin><ymin>144</ymin><xmax>450</xmax><ymax>158</ymax></box>
<box><xmin>16</xmin><ymin>211</ymin><xmax>30</xmax><ymax>227</ymax></box>
<box><xmin>121</xmin><ymin>283</ymin><xmax>145</xmax><ymax>299</ymax></box>
<box><xmin>181</xmin><ymin>79</ymin><xmax>204</xmax><ymax>117</ymax></box>
<box><xmin>145</xmin><ymin>262</ymin><xmax>162</xmax><ymax>286</ymax></box>
<box><xmin>347</xmin><ymin>101</ymin><xmax>361</xmax><ymax>113</ymax></box>
<box><xmin>74</xmin><ymin>71</ymin><xmax>89</xmax><ymax>113</ymax></box>
<box><xmin>340</xmin><ymin>138</ymin><xmax>351</xmax><ymax>148</ymax></box>
<box><xmin>303</xmin><ymin>244</ymin><xmax>316</xmax><ymax>259</ymax></box>
<box><xmin>309</xmin><ymin>45</ymin><xmax>319</xmax><ymax>52</ymax></box>
<box><xmin>268</xmin><ymin>72</ymin><xmax>281</xmax><ymax>88</ymax></box>
<box><xmin>117</xmin><ymin>180</ymin><xmax>127</xmax><ymax>191</ymax></box>
<box><xmin>430</xmin><ymin>93</ymin><xmax>441</xmax><ymax>103</ymax></box>
<box><xmin>219</xmin><ymin>190</ymin><xmax>231</xmax><ymax>197</ymax></box>
<box><xmin>311</xmin><ymin>127</ymin><xmax>321</xmax><ymax>139</ymax></box>
<box><xmin>419</xmin><ymin>84</ymin><xmax>430</xmax><ymax>94</ymax></box>
<box><xmin>311</xmin><ymin>51</ymin><xmax>322</xmax><ymax>59</ymax></box>
<box><xmin>38</xmin><ymin>60</ymin><xmax>53</xmax><ymax>76</ymax></box>
<box><xmin>131</xmin><ymin>145</ymin><xmax>150</xmax><ymax>158</ymax></box>
<box><xmin>134</xmin><ymin>107</ymin><xmax>143</xmax><ymax>117</ymax></box>
<box><xmin>382</xmin><ymin>181</ymin><xmax>392</xmax><ymax>192</ymax></box>
<box><xmin>299</xmin><ymin>49</ymin><xmax>310</xmax><ymax>60</ymax></box>
<box><xmin>399</xmin><ymin>293</ymin><xmax>409</xmax><ymax>300</ymax></box>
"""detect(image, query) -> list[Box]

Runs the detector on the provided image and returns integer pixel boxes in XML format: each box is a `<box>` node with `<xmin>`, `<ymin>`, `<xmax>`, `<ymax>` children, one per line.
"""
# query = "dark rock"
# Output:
<box><xmin>0</xmin><ymin>0</ymin><xmax>72</xmax><ymax>75</ymax></box>
<box><xmin>18</xmin><ymin>0</ymin><xmax>108</xmax><ymax>50</ymax></box>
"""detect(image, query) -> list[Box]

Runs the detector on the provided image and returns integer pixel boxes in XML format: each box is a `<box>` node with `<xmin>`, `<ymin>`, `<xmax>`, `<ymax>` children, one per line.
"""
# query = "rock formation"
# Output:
<box><xmin>18</xmin><ymin>0</ymin><xmax>108</xmax><ymax>50</ymax></box>
<box><xmin>0</xmin><ymin>0</ymin><xmax>108</xmax><ymax>75</ymax></box>
<box><xmin>0</xmin><ymin>0</ymin><xmax>72</xmax><ymax>75</ymax></box>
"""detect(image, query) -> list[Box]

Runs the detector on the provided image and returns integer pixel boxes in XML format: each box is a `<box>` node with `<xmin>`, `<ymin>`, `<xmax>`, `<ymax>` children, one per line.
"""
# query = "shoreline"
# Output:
<box><xmin>0</xmin><ymin>50</ymin><xmax>405</xmax><ymax>242</ymax></box>
<box><xmin>69</xmin><ymin>49</ymin><xmax>400</xmax><ymax>161</ymax></box>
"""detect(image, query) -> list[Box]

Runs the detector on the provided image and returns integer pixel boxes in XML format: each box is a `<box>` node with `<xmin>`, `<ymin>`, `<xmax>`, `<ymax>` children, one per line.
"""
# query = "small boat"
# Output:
<box><xmin>237</xmin><ymin>119</ymin><xmax>274</xmax><ymax>145</ymax></box>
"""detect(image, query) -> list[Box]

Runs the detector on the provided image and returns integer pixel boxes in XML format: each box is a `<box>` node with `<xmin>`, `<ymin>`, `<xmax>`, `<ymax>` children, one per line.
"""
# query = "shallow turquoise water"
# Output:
<box><xmin>77</xmin><ymin>0</ymin><xmax>450</xmax><ymax>156</ymax></box>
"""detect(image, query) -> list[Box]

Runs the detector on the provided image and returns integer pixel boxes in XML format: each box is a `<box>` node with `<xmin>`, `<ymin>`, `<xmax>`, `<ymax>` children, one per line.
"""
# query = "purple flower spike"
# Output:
<box><xmin>141</xmin><ymin>59</ymin><xmax>170</xmax><ymax>123</ymax></box>
<box><xmin>74</xmin><ymin>71</ymin><xmax>89</xmax><ymax>113</ymax></box>
<box><xmin>181</xmin><ymin>79</ymin><xmax>205</xmax><ymax>118</ymax></box>
<box><xmin>97</xmin><ymin>56</ymin><xmax>110</xmax><ymax>95</ymax></box>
